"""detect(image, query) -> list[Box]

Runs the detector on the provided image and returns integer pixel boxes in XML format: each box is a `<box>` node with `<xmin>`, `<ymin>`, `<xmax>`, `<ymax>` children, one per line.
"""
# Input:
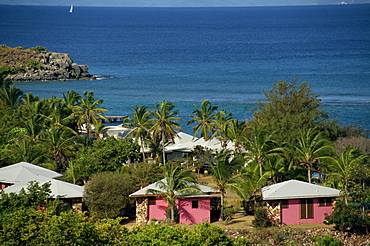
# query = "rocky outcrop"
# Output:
<box><xmin>0</xmin><ymin>45</ymin><xmax>95</xmax><ymax>82</ymax></box>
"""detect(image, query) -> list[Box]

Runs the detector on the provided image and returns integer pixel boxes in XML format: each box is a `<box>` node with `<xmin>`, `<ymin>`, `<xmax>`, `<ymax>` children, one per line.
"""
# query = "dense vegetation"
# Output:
<box><xmin>1</xmin><ymin>73</ymin><xmax>369</xmax><ymax>244</ymax></box>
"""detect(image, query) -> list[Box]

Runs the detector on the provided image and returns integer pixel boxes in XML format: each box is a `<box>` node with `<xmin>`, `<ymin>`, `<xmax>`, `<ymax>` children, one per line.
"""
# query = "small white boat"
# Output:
<box><xmin>69</xmin><ymin>4</ymin><xmax>73</xmax><ymax>13</ymax></box>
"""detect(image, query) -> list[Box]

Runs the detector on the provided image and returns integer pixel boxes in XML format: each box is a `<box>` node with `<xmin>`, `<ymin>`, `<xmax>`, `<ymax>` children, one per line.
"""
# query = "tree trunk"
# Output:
<box><xmin>162</xmin><ymin>132</ymin><xmax>166</xmax><ymax>165</ymax></box>
<box><xmin>308</xmin><ymin>165</ymin><xmax>311</xmax><ymax>183</ymax></box>
<box><xmin>258</xmin><ymin>159</ymin><xmax>263</xmax><ymax>178</ymax></box>
<box><xmin>219</xmin><ymin>192</ymin><xmax>224</xmax><ymax>221</ymax></box>
<box><xmin>140</xmin><ymin>136</ymin><xmax>146</xmax><ymax>163</ymax></box>
<box><xmin>171</xmin><ymin>204</ymin><xmax>175</xmax><ymax>223</ymax></box>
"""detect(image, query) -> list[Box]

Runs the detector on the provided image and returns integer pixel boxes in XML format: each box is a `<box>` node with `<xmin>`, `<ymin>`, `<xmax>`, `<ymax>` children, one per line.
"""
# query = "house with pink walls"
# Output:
<box><xmin>129</xmin><ymin>179</ymin><xmax>219</xmax><ymax>225</ymax></box>
<box><xmin>262</xmin><ymin>180</ymin><xmax>340</xmax><ymax>225</ymax></box>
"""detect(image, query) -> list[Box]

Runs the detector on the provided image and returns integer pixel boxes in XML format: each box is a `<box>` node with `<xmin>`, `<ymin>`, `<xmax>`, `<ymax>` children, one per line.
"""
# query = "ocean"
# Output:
<box><xmin>1</xmin><ymin>4</ymin><xmax>369</xmax><ymax>132</ymax></box>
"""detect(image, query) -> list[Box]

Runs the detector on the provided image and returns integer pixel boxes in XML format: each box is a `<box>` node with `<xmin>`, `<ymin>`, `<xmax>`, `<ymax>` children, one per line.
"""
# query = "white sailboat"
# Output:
<box><xmin>69</xmin><ymin>4</ymin><xmax>73</xmax><ymax>13</ymax></box>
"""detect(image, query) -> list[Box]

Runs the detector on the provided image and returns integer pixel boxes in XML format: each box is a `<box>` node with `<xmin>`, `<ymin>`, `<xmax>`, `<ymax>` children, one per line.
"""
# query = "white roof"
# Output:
<box><xmin>3</xmin><ymin>176</ymin><xmax>84</xmax><ymax>198</ymax></box>
<box><xmin>0</xmin><ymin>162</ymin><xmax>62</xmax><ymax>183</ymax></box>
<box><xmin>262</xmin><ymin>179</ymin><xmax>340</xmax><ymax>200</ymax></box>
<box><xmin>0</xmin><ymin>162</ymin><xmax>84</xmax><ymax>199</ymax></box>
<box><xmin>165</xmin><ymin>132</ymin><xmax>198</xmax><ymax>152</ymax></box>
<box><xmin>129</xmin><ymin>178</ymin><xmax>219</xmax><ymax>197</ymax></box>
<box><xmin>103</xmin><ymin>124</ymin><xmax>132</xmax><ymax>138</ymax></box>
<box><xmin>165</xmin><ymin>132</ymin><xmax>235</xmax><ymax>152</ymax></box>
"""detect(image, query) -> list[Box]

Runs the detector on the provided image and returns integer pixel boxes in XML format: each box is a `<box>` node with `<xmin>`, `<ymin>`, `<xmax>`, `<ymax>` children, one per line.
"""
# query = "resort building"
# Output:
<box><xmin>262</xmin><ymin>179</ymin><xmax>340</xmax><ymax>225</ymax></box>
<box><xmin>129</xmin><ymin>179</ymin><xmax>220</xmax><ymax>225</ymax></box>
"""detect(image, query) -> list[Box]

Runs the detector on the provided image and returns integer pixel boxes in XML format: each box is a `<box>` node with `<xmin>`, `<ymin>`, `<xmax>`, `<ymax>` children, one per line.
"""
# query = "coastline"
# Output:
<box><xmin>0</xmin><ymin>45</ymin><xmax>95</xmax><ymax>82</ymax></box>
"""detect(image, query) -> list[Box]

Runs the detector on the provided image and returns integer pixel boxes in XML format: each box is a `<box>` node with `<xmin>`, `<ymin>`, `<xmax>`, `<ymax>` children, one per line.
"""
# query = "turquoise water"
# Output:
<box><xmin>1</xmin><ymin>5</ymin><xmax>369</xmax><ymax>131</ymax></box>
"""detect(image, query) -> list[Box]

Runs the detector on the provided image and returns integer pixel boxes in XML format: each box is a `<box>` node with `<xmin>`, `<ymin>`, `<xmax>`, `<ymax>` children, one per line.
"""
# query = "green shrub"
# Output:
<box><xmin>0</xmin><ymin>65</ymin><xmax>11</xmax><ymax>74</ymax></box>
<box><xmin>0</xmin><ymin>209</ymin><xmax>46</xmax><ymax>245</ymax></box>
<box><xmin>11</xmin><ymin>66</ymin><xmax>24</xmax><ymax>72</ymax></box>
<box><xmin>15</xmin><ymin>46</ymin><xmax>24</xmax><ymax>50</ymax></box>
<box><xmin>0</xmin><ymin>181</ymin><xmax>51</xmax><ymax>214</ymax></box>
<box><xmin>29</xmin><ymin>46</ymin><xmax>48</xmax><ymax>52</ymax></box>
<box><xmin>314</xmin><ymin>235</ymin><xmax>343</xmax><ymax>246</ymax></box>
<box><xmin>223</xmin><ymin>207</ymin><xmax>234</xmax><ymax>224</ymax></box>
<box><xmin>127</xmin><ymin>223</ymin><xmax>234</xmax><ymax>246</ymax></box>
<box><xmin>324</xmin><ymin>202</ymin><xmax>370</xmax><ymax>234</ymax></box>
<box><xmin>25</xmin><ymin>59</ymin><xmax>41</xmax><ymax>69</ymax></box>
<box><xmin>0</xmin><ymin>209</ymin><xmax>130</xmax><ymax>245</ymax></box>
<box><xmin>85</xmin><ymin>172</ymin><xmax>137</xmax><ymax>219</ymax></box>
<box><xmin>94</xmin><ymin>217</ymin><xmax>129</xmax><ymax>245</ymax></box>
<box><xmin>252</xmin><ymin>207</ymin><xmax>273</xmax><ymax>228</ymax></box>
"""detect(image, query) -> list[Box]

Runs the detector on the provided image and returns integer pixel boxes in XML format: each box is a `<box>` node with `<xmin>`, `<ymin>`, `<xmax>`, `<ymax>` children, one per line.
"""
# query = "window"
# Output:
<box><xmin>300</xmin><ymin>198</ymin><xmax>314</xmax><ymax>219</ymax></box>
<box><xmin>281</xmin><ymin>200</ymin><xmax>289</xmax><ymax>208</ymax></box>
<box><xmin>319</xmin><ymin>197</ymin><xmax>333</xmax><ymax>207</ymax></box>
<box><xmin>148</xmin><ymin>197</ymin><xmax>156</xmax><ymax>205</ymax></box>
<box><xmin>192</xmin><ymin>200</ymin><xmax>198</xmax><ymax>209</ymax></box>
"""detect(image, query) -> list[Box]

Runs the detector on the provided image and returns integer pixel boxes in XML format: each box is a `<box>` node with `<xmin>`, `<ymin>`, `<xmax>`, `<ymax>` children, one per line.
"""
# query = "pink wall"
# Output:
<box><xmin>147</xmin><ymin>197</ymin><xmax>211</xmax><ymax>224</ymax></box>
<box><xmin>178</xmin><ymin>198</ymin><xmax>211</xmax><ymax>224</ymax></box>
<box><xmin>148</xmin><ymin>197</ymin><xmax>167</xmax><ymax>221</ymax></box>
<box><xmin>1</xmin><ymin>183</ymin><xmax>9</xmax><ymax>190</ymax></box>
<box><xmin>281</xmin><ymin>198</ymin><xmax>334</xmax><ymax>225</ymax></box>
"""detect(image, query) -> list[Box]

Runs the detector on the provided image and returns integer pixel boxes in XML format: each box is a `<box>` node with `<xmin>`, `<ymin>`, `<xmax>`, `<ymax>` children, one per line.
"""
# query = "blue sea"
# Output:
<box><xmin>1</xmin><ymin>4</ymin><xmax>369</xmax><ymax>132</ymax></box>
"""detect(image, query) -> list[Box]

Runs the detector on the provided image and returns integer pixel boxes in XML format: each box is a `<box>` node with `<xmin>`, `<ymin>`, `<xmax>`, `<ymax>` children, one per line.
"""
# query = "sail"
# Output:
<box><xmin>69</xmin><ymin>4</ymin><xmax>73</xmax><ymax>13</ymax></box>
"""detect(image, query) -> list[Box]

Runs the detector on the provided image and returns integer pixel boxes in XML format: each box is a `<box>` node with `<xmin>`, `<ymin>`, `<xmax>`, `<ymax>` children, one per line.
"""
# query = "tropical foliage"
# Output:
<box><xmin>0</xmin><ymin>73</ymin><xmax>369</xmax><ymax>238</ymax></box>
<box><xmin>149</xmin><ymin>101</ymin><xmax>184</xmax><ymax>165</ymax></box>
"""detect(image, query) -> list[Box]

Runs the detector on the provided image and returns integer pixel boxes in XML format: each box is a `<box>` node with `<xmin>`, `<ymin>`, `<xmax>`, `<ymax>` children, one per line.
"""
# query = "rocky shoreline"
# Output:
<box><xmin>0</xmin><ymin>45</ymin><xmax>96</xmax><ymax>82</ymax></box>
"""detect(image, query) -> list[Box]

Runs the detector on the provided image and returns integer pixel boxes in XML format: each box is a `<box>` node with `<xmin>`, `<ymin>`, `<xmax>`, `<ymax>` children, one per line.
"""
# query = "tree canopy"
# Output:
<box><xmin>252</xmin><ymin>78</ymin><xmax>330</xmax><ymax>144</ymax></box>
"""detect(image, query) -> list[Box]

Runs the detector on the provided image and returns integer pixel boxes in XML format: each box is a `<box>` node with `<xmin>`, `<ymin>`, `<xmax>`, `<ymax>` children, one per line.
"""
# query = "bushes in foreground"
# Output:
<box><xmin>324</xmin><ymin>202</ymin><xmax>370</xmax><ymax>234</ymax></box>
<box><xmin>0</xmin><ymin>210</ymin><xmax>234</xmax><ymax>245</ymax></box>
<box><xmin>0</xmin><ymin>208</ymin><xmax>354</xmax><ymax>246</ymax></box>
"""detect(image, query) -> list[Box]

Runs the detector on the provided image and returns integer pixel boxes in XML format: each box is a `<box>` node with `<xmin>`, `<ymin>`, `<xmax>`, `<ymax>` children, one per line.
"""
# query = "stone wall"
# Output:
<box><xmin>266</xmin><ymin>201</ymin><xmax>281</xmax><ymax>224</ymax></box>
<box><xmin>135</xmin><ymin>198</ymin><xmax>148</xmax><ymax>226</ymax></box>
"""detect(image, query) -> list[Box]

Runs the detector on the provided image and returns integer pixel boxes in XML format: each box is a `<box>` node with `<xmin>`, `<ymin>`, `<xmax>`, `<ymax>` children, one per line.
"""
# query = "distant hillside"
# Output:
<box><xmin>0</xmin><ymin>45</ymin><xmax>95</xmax><ymax>82</ymax></box>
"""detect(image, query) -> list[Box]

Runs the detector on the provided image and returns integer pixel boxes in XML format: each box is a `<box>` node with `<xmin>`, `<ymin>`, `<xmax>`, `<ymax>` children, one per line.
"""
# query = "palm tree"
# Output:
<box><xmin>243</xmin><ymin>124</ymin><xmax>283</xmax><ymax>178</ymax></box>
<box><xmin>0</xmin><ymin>85</ymin><xmax>23</xmax><ymax>108</ymax></box>
<box><xmin>10</xmin><ymin>137</ymin><xmax>46</xmax><ymax>165</ymax></box>
<box><xmin>240</xmin><ymin>162</ymin><xmax>270</xmax><ymax>206</ymax></box>
<box><xmin>21</xmin><ymin>92</ymin><xmax>40</xmax><ymax>108</ymax></box>
<box><xmin>148</xmin><ymin>101</ymin><xmax>184</xmax><ymax>165</ymax></box>
<box><xmin>327</xmin><ymin>146</ymin><xmax>366</xmax><ymax>204</ymax></box>
<box><xmin>227</xmin><ymin>119</ymin><xmax>249</xmax><ymax>153</ymax></box>
<box><xmin>22</xmin><ymin>101</ymin><xmax>46</xmax><ymax>140</ymax></box>
<box><xmin>187</xmin><ymin>99</ymin><xmax>218</xmax><ymax>140</ymax></box>
<box><xmin>92</xmin><ymin>121</ymin><xmax>104</xmax><ymax>140</ymax></box>
<box><xmin>148</xmin><ymin>161</ymin><xmax>201</xmax><ymax>223</ymax></box>
<box><xmin>73</xmin><ymin>91</ymin><xmax>108</xmax><ymax>139</ymax></box>
<box><xmin>41</xmin><ymin>125</ymin><xmax>79</xmax><ymax>173</ymax></box>
<box><xmin>294</xmin><ymin>128</ymin><xmax>334</xmax><ymax>183</ymax></box>
<box><xmin>264</xmin><ymin>155</ymin><xmax>286</xmax><ymax>184</ymax></box>
<box><xmin>210</xmin><ymin>149</ymin><xmax>246</xmax><ymax>221</ymax></box>
<box><xmin>44</xmin><ymin>97</ymin><xmax>75</xmax><ymax>131</ymax></box>
<box><xmin>63</xmin><ymin>90</ymin><xmax>81</xmax><ymax>111</ymax></box>
<box><xmin>212</xmin><ymin>110</ymin><xmax>233</xmax><ymax>149</ymax></box>
<box><xmin>123</xmin><ymin>106</ymin><xmax>152</xmax><ymax>162</ymax></box>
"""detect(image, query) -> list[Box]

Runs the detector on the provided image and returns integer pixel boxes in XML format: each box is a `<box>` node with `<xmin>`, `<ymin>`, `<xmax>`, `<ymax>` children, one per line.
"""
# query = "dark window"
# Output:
<box><xmin>148</xmin><ymin>197</ymin><xmax>156</xmax><ymax>205</ymax></box>
<box><xmin>319</xmin><ymin>197</ymin><xmax>333</xmax><ymax>207</ymax></box>
<box><xmin>300</xmin><ymin>198</ymin><xmax>314</xmax><ymax>219</ymax></box>
<box><xmin>281</xmin><ymin>200</ymin><xmax>289</xmax><ymax>208</ymax></box>
<box><xmin>192</xmin><ymin>200</ymin><xmax>199</xmax><ymax>209</ymax></box>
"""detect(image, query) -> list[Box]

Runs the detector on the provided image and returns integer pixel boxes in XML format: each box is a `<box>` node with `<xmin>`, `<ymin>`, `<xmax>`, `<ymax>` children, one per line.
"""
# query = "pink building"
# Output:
<box><xmin>262</xmin><ymin>180</ymin><xmax>340</xmax><ymax>225</ymax></box>
<box><xmin>130</xmin><ymin>179</ymin><xmax>219</xmax><ymax>225</ymax></box>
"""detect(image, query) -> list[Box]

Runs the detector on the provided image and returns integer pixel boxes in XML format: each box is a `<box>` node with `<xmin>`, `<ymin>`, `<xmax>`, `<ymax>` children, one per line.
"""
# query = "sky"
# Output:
<box><xmin>1</xmin><ymin>0</ymin><xmax>368</xmax><ymax>7</ymax></box>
